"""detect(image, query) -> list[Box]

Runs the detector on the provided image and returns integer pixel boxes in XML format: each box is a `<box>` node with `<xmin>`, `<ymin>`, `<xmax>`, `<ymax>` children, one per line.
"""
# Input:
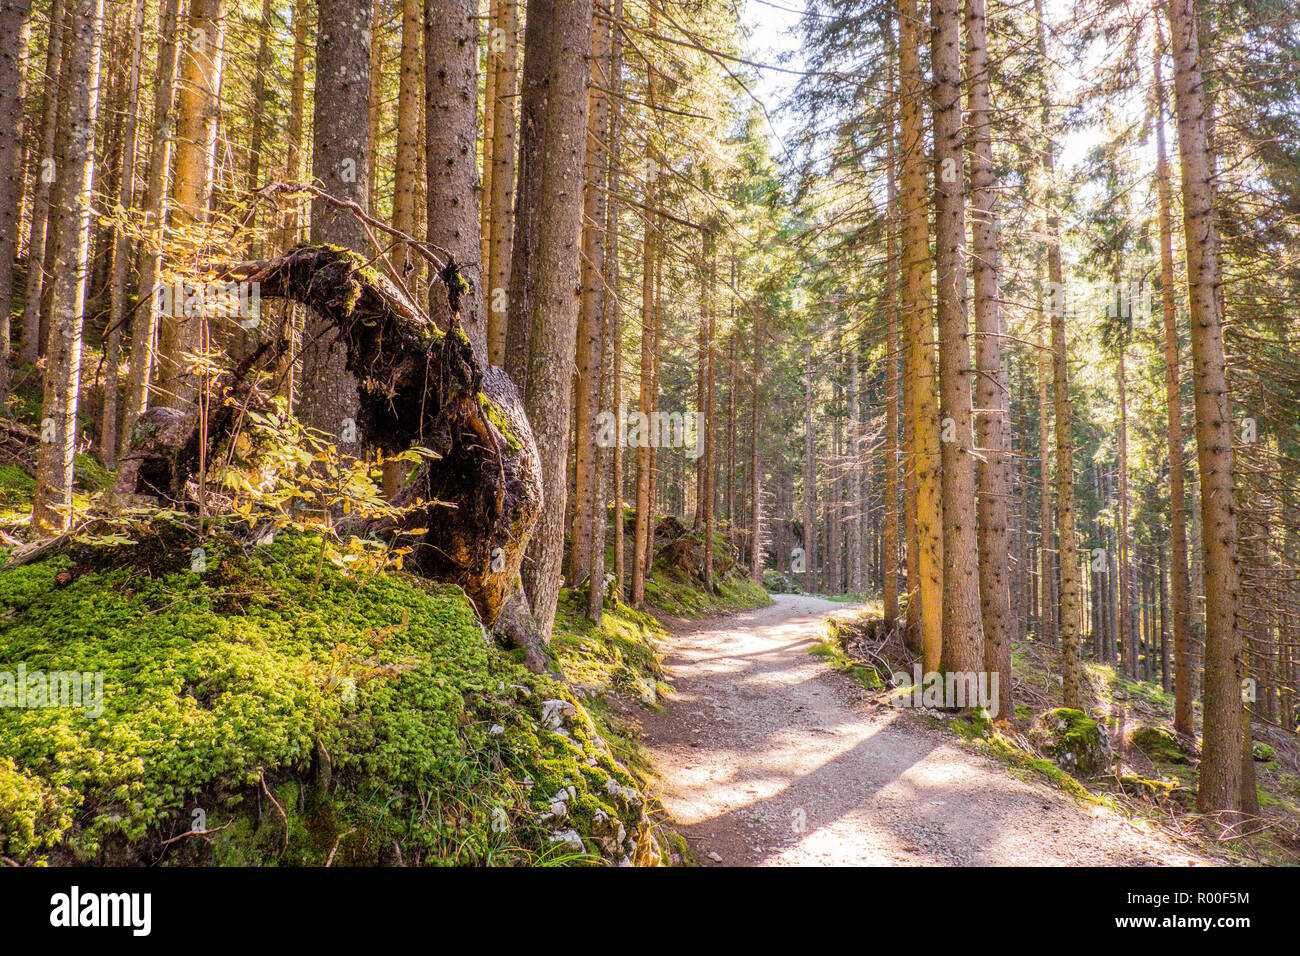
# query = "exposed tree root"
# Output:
<box><xmin>113</xmin><ymin>244</ymin><xmax>542</xmax><ymax>630</ymax></box>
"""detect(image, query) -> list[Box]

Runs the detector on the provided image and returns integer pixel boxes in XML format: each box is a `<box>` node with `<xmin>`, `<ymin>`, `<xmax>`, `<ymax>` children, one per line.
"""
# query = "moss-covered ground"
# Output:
<box><xmin>0</xmin><ymin>525</ymin><xmax>663</xmax><ymax>866</ymax></box>
<box><xmin>0</xmin><ymin>420</ymin><xmax>770</xmax><ymax>867</ymax></box>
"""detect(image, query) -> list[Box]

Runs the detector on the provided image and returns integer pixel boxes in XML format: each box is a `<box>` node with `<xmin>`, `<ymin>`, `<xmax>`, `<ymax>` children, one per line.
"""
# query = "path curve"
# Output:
<box><xmin>636</xmin><ymin>593</ymin><xmax>1209</xmax><ymax>866</ymax></box>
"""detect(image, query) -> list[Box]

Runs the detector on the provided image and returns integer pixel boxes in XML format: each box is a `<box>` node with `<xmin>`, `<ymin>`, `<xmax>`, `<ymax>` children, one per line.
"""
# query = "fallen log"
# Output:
<box><xmin>114</xmin><ymin>244</ymin><xmax>542</xmax><ymax>628</ymax></box>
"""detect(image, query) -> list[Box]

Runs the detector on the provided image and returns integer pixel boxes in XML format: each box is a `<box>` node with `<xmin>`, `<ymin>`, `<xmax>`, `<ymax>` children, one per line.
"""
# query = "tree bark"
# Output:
<box><xmin>1168</xmin><ymin>0</ymin><xmax>1245</xmax><ymax>816</ymax></box>
<box><xmin>502</xmin><ymin>0</ymin><xmax>554</xmax><ymax>390</ymax></box>
<box><xmin>518</xmin><ymin>0</ymin><xmax>594</xmax><ymax>638</ymax></box>
<box><xmin>121</xmin><ymin>0</ymin><xmax>182</xmax><ymax>454</ymax></box>
<box><xmin>0</xmin><ymin>0</ymin><xmax>34</xmax><ymax>407</ymax></box>
<box><xmin>967</xmin><ymin>0</ymin><xmax>1011</xmax><ymax>716</ymax></box>
<box><xmin>900</xmin><ymin>0</ymin><xmax>943</xmax><ymax>672</ymax></box>
<box><xmin>568</xmin><ymin>5</ymin><xmax>611</xmax><ymax>592</ymax></box>
<box><xmin>101</xmin><ymin>0</ymin><xmax>146</xmax><ymax>466</ymax></box>
<box><xmin>630</xmin><ymin>3</ymin><xmax>658</xmax><ymax>607</ymax></box>
<box><xmin>18</xmin><ymin>0</ymin><xmax>66</xmax><ymax>367</ymax></box>
<box><xmin>803</xmin><ymin>338</ymin><xmax>816</xmax><ymax>593</ymax></box>
<box><xmin>157</xmin><ymin>0</ymin><xmax>226</xmax><ymax>410</ymax></box>
<box><xmin>883</xmin><ymin>48</ymin><xmax>900</xmax><ymax>625</ymax></box>
<box><xmin>424</xmin><ymin>0</ymin><xmax>486</xmax><ymax>362</ymax></box>
<box><xmin>31</xmin><ymin>0</ymin><xmax>104</xmax><ymax>532</ymax></box>
<box><xmin>933</xmin><ymin>0</ymin><xmax>981</xmax><ymax>675</ymax></box>
<box><xmin>1155</xmin><ymin>30</ymin><xmax>1194</xmax><ymax>735</ymax></box>
<box><xmin>1036</xmin><ymin>0</ymin><xmax>1082</xmax><ymax>706</ymax></box>
<box><xmin>301</xmin><ymin>0</ymin><xmax>372</xmax><ymax>451</ymax></box>
<box><xmin>486</xmin><ymin>0</ymin><xmax>519</xmax><ymax>365</ymax></box>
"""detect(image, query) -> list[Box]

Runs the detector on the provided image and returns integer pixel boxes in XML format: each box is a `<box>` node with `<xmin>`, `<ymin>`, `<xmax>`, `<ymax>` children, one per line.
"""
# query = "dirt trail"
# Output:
<box><xmin>637</xmin><ymin>594</ymin><xmax>1210</xmax><ymax>866</ymax></box>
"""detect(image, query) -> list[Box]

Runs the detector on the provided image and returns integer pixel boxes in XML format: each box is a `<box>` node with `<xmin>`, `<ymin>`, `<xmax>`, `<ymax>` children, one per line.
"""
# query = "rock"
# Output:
<box><xmin>1129</xmin><ymin>725</ymin><xmax>1189</xmax><ymax>764</ymax></box>
<box><xmin>550</xmin><ymin>830</ymin><xmax>585</xmax><ymax>852</ymax></box>
<box><xmin>1252</xmin><ymin>741</ymin><xmax>1275</xmax><ymax>762</ymax></box>
<box><xmin>1029</xmin><ymin>707</ymin><xmax>1112</xmax><ymax>778</ymax></box>
<box><xmin>540</xmin><ymin>698</ymin><xmax>577</xmax><ymax>731</ymax></box>
<box><xmin>707</xmin><ymin>851</ymin><xmax>723</xmax><ymax>862</ymax></box>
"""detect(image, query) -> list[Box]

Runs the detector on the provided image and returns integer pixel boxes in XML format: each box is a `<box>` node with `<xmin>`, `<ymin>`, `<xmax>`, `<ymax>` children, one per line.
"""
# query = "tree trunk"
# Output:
<box><xmin>883</xmin><ymin>51</ymin><xmax>900</xmax><ymax>625</ymax></box>
<box><xmin>607</xmin><ymin>0</ymin><xmax>625</xmax><ymax>601</ymax></box>
<box><xmin>502</xmin><ymin>0</ymin><xmax>554</xmax><ymax>389</ymax></box>
<box><xmin>630</xmin><ymin>3</ymin><xmax>658</xmax><ymax>607</ymax></box>
<box><xmin>967</xmin><ymin>0</ymin><xmax>1010</xmax><ymax>717</ymax></box>
<box><xmin>803</xmin><ymin>338</ymin><xmax>816</xmax><ymax>593</ymax></box>
<box><xmin>1116</xmin><ymin>341</ymin><xmax>1134</xmax><ymax>675</ymax></box>
<box><xmin>301</xmin><ymin>0</ymin><xmax>371</xmax><ymax>447</ymax></box>
<box><xmin>424</xmin><ymin>0</ymin><xmax>486</xmax><ymax>361</ymax></box>
<box><xmin>750</xmin><ymin>305</ymin><xmax>763</xmax><ymax>583</ymax></box>
<box><xmin>101</xmin><ymin>0</ymin><xmax>146</xmax><ymax>466</ymax></box>
<box><xmin>121</xmin><ymin>0</ymin><xmax>182</xmax><ymax>454</ymax></box>
<box><xmin>901</xmin><ymin>0</ymin><xmax>943</xmax><ymax>672</ymax></box>
<box><xmin>18</xmin><ymin>0</ymin><xmax>66</xmax><ymax>367</ymax></box>
<box><xmin>391</xmin><ymin>0</ymin><xmax>422</xmax><ymax>273</ymax></box>
<box><xmin>366</xmin><ymin>0</ymin><xmax>385</xmax><ymax>218</ymax></box>
<box><xmin>517</xmin><ymin>0</ymin><xmax>594</xmax><ymax>639</ymax></box>
<box><xmin>31</xmin><ymin>0</ymin><xmax>104</xmax><ymax>532</ymax></box>
<box><xmin>568</xmin><ymin>4</ymin><xmax>611</xmax><ymax>591</ymax></box>
<box><xmin>1168</xmin><ymin>0</ymin><xmax>1244</xmax><ymax>816</ymax></box>
<box><xmin>157</xmin><ymin>0</ymin><xmax>226</xmax><ymax>410</ymax></box>
<box><xmin>0</xmin><ymin>0</ymin><xmax>34</xmax><ymax>407</ymax></box>
<box><xmin>1155</xmin><ymin>25</ymin><xmax>1195</xmax><ymax>736</ymax></box>
<box><xmin>1036</xmin><ymin>0</ymin><xmax>1083</xmax><ymax>707</ymax></box>
<box><xmin>932</xmin><ymin>0</ymin><xmax>981</xmax><ymax>676</ymax></box>
<box><xmin>486</xmin><ymin>0</ymin><xmax>519</xmax><ymax>365</ymax></box>
<box><xmin>702</xmin><ymin>235</ymin><xmax>716</xmax><ymax>593</ymax></box>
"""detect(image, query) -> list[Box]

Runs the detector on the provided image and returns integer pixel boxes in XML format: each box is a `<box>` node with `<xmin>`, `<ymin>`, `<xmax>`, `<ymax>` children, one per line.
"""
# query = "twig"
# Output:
<box><xmin>259</xmin><ymin>770</ymin><xmax>291</xmax><ymax>854</ymax></box>
<box><xmin>325</xmin><ymin>827</ymin><xmax>357</xmax><ymax>867</ymax></box>
<box><xmin>159</xmin><ymin>820</ymin><xmax>235</xmax><ymax>845</ymax></box>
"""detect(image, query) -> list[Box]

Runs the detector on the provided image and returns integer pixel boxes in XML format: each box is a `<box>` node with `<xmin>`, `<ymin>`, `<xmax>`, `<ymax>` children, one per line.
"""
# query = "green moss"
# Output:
<box><xmin>962</xmin><ymin>729</ymin><xmax>1113</xmax><ymax>807</ymax></box>
<box><xmin>551</xmin><ymin>588</ymin><xmax>665</xmax><ymax>697</ymax></box>
<box><xmin>808</xmin><ymin>636</ymin><xmax>882</xmax><ymax>689</ymax></box>
<box><xmin>1252</xmin><ymin>741</ymin><xmax>1275</xmax><ymax>762</ymax></box>
<box><xmin>1029</xmin><ymin>708</ymin><xmax>1112</xmax><ymax>778</ymax></box>
<box><xmin>0</xmin><ymin>464</ymin><xmax>36</xmax><ymax>507</ymax></box>
<box><xmin>644</xmin><ymin>565</ymin><xmax>770</xmax><ymax>618</ymax></box>
<box><xmin>74</xmin><ymin>453</ymin><xmax>111</xmax><ymax>492</ymax></box>
<box><xmin>1130</xmin><ymin>725</ymin><xmax>1189</xmax><ymax>764</ymax></box>
<box><xmin>478</xmin><ymin>394</ymin><xmax>522</xmax><ymax>452</ymax></box>
<box><xmin>0</xmin><ymin>528</ymin><xmax>655</xmax><ymax>865</ymax></box>
<box><xmin>762</xmin><ymin>569</ymin><xmax>800</xmax><ymax>593</ymax></box>
<box><xmin>953</xmin><ymin>707</ymin><xmax>995</xmax><ymax>739</ymax></box>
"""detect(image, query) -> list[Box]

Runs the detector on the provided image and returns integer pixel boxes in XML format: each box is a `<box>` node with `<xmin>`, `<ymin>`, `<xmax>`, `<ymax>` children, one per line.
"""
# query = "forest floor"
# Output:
<box><xmin>632</xmin><ymin>594</ymin><xmax>1216</xmax><ymax>866</ymax></box>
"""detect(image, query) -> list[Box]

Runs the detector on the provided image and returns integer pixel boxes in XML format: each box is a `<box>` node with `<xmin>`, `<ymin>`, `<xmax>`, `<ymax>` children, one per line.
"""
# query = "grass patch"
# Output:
<box><xmin>808</xmin><ymin>636</ymin><xmax>883</xmax><ymax>690</ymax></box>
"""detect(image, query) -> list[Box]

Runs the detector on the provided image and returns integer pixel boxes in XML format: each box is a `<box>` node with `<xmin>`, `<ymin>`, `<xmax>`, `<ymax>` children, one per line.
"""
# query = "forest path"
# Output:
<box><xmin>636</xmin><ymin>594</ymin><xmax>1210</xmax><ymax>866</ymax></box>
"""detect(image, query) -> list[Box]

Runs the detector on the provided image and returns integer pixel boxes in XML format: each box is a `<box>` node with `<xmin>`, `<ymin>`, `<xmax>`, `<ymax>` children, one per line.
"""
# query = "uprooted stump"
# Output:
<box><xmin>114</xmin><ymin>244</ymin><xmax>542</xmax><ymax>627</ymax></box>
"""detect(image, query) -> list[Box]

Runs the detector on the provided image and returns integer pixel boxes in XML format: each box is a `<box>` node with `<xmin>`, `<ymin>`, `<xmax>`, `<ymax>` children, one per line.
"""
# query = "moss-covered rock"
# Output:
<box><xmin>1253</xmin><ymin>741</ymin><xmax>1275</xmax><ymax>762</ymax></box>
<box><xmin>0</xmin><ymin>527</ymin><xmax>659</xmax><ymax>866</ymax></box>
<box><xmin>1130</xmin><ymin>725</ymin><xmax>1190</xmax><ymax>764</ymax></box>
<box><xmin>1029</xmin><ymin>708</ymin><xmax>1112</xmax><ymax>778</ymax></box>
<box><xmin>762</xmin><ymin>569</ymin><xmax>800</xmax><ymax>594</ymax></box>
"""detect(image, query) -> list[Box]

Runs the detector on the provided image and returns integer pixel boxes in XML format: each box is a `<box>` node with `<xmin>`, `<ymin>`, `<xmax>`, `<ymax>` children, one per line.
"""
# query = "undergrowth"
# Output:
<box><xmin>0</xmin><ymin>527</ymin><xmax>658</xmax><ymax>866</ymax></box>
